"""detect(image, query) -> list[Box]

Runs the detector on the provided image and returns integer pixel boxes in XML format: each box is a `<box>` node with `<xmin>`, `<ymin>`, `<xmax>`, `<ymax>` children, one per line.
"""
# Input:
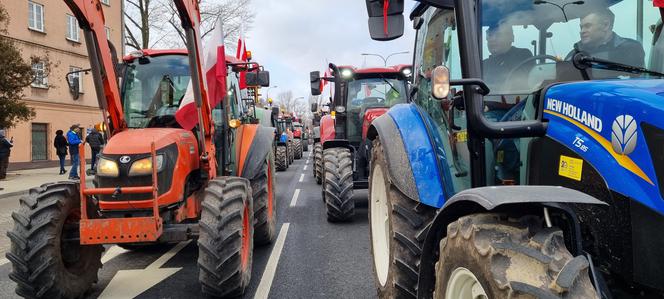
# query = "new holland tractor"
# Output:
<box><xmin>363</xmin><ymin>0</ymin><xmax>664</xmax><ymax>298</ymax></box>
<box><xmin>274</xmin><ymin>113</ymin><xmax>294</xmax><ymax>171</ymax></box>
<box><xmin>310</xmin><ymin>64</ymin><xmax>411</xmax><ymax>221</ymax></box>
<box><xmin>6</xmin><ymin>1</ymin><xmax>275</xmax><ymax>298</ymax></box>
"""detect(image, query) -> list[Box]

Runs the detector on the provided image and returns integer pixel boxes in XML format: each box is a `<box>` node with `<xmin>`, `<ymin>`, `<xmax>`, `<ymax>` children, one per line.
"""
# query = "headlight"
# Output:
<box><xmin>340</xmin><ymin>68</ymin><xmax>353</xmax><ymax>79</ymax></box>
<box><xmin>128</xmin><ymin>155</ymin><xmax>164</xmax><ymax>176</ymax></box>
<box><xmin>97</xmin><ymin>157</ymin><xmax>119</xmax><ymax>177</ymax></box>
<box><xmin>402</xmin><ymin>68</ymin><xmax>412</xmax><ymax>77</ymax></box>
<box><xmin>335</xmin><ymin>106</ymin><xmax>346</xmax><ymax>113</ymax></box>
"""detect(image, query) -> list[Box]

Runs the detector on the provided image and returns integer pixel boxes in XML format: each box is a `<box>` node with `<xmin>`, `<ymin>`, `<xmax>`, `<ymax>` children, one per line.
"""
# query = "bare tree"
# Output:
<box><xmin>124</xmin><ymin>0</ymin><xmax>255</xmax><ymax>51</ymax></box>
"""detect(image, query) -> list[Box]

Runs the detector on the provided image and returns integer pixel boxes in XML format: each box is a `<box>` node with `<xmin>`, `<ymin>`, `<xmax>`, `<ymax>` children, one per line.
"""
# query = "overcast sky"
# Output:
<box><xmin>245</xmin><ymin>0</ymin><xmax>417</xmax><ymax>103</ymax></box>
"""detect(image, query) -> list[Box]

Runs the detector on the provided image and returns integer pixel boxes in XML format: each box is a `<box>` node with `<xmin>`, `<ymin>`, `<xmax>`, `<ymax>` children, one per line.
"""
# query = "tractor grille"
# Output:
<box><xmin>642</xmin><ymin>123</ymin><xmax>664</xmax><ymax>199</ymax></box>
<box><xmin>95</xmin><ymin>143</ymin><xmax>178</xmax><ymax>202</ymax></box>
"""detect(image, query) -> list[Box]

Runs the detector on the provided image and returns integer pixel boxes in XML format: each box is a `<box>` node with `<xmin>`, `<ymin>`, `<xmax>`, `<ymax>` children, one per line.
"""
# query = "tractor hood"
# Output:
<box><xmin>103</xmin><ymin>128</ymin><xmax>197</xmax><ymax>154</ymax></box>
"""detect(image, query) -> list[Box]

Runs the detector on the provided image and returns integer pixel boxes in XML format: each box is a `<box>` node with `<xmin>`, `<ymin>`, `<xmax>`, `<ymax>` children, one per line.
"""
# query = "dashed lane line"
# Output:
<box><xmin>289</xmin><ymin>189</ymin><xmax>301</xmax><ymax>207</ymax></box>
<box><xmin>303</xmin><ymin>165</ymin><xmax>308</xmax><ymax>171</ymax></box>
<box><xmin>299</xmin><ymin>174</ymin><xmax>304</xmax><ymax>182</ymax></box>
<box><xmin>253</xmin><ymin>223</ymin><xmax>290</xmax><ymax>299</ymax></box>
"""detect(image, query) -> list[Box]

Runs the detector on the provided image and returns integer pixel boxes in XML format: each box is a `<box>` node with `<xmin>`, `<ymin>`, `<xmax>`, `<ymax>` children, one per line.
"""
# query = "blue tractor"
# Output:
<box><xmin>364</xmin><ymin>0</ymin><xmax>664</xmax><ymax>298</ymax></box>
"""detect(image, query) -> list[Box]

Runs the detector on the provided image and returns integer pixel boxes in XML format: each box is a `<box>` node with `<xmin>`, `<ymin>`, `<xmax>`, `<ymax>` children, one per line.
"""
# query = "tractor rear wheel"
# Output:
<box><xmin>314</xmin><ymin>143</ymin><xmax>323</xmax><ymax>185</ymax></box>
<box><xmin>294</xmin><ymin>139</ymin><xmax>303</xmax><ymax>159</ymax></box>
<box><xmin>434</xmin><ymin>214</ymin><xmax>599</xmax><ymax>299</ymax></box>
<box><xmin>369</xmin><ymin>138</ymin><xmax>435</xmax><ymax>298</ymax></box>
<box><xmin>323</xmin><ymin>147</ymin><xmax>354</xmax><ymax>222</ymax></box>
<box><xmin>252</xmin><ymin>154</ymin><xmax>276</xmax><ymax>246</ymax></box>
<box><xmin>288</xmin><ymin>142</ymin><xmax>294</xmax><ymax>164</ymax></box>
<box><xmin>7</xmin><ymin>181</ymin><xmax>103</xmax><ymax>299</ymax></box>
<box><xmin>275</xmin><ymin>146</ymin><xmax>287</xmax><ymax>171</ymax></box>
<box><xmin>198</xmin><ymin>177</ymin><xmax>254</xmax><ymax>298</ymax></box>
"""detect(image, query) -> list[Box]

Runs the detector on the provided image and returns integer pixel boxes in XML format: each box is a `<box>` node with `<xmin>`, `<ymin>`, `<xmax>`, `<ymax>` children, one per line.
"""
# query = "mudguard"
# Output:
<box><xmin>320</xmin><ymin>115</ymin><xmax>335</xmax><ymax>145</ymax></box>
<box><xmin>236</xmin><ymin>124</ymin><xmax>275</xmax><ymax>180</ymax></box>
<box><xmin>416</xmin><ymin>186</ymin><xmax>606</xmax><ymax>299</ymax></box>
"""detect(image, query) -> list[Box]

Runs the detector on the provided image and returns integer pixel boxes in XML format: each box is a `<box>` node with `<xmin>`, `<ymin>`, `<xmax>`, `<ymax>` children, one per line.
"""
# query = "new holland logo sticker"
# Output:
<box><xmin>611</xmin><ymin>115</ymin><xmax>638</xmax><ymax>155</ymax></box>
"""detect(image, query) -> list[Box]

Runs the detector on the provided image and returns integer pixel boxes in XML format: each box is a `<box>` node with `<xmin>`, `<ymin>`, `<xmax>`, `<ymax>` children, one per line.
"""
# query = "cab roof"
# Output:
<box><xmin>338</xmin><ymin>64</ymin><xmax>411</xmax><ymax>74</ymax></box>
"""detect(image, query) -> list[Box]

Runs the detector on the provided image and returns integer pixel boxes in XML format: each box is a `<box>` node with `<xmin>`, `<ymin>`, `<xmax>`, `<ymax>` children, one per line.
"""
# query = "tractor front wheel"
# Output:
<box><xmin>7</xmin><ymin>181</ymin><xmax>103</xmax><ymax>299</ymax></box>
<box><xmin>314</xmin><ymin>143</ymin><xmax>323</xmax><ymax>185</ymax></box>
<box><xmin>198</xmin><ymin>177</ymin><xmax>254</xmax><ymax>298</ymax></box>
<box><xmin>323</xmin><ymin>147</ymin><xmax>354</xmax><ymax>222</ymax></box>
<box><xmin>252</xmin><ymin>154</ymin><xmax>277</xmax><ymax>246</ymax></box>
<box><xmin>434</xmin><ymin>214</ymin><xmax>599</xmax><ymax>299</ymax></box>
<box><xmin>294</xmin><ymin>139</ymin><xmax>303</xmax><ymax>159</ymax></box>
<box><xmin>275</xmin><ymin>146</ymin><xmax>288</xmax><ymax>171</ymax></box>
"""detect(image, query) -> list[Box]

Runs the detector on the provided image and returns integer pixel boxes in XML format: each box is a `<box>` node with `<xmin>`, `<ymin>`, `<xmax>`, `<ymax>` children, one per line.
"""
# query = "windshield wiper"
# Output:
<box><xmin>572</xmin><ymin>51</ymin><xmax>664</xmax><ymax>78</ymax></box>
<box><xmin>379</xmin><ymin>76</ymin><xmax>400</xmax><ymax>95</ymax></box>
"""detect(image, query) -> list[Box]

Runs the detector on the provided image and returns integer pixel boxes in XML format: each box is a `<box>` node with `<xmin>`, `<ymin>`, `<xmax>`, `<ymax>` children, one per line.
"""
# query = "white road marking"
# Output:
<box><xmin>101</xmin><ymin>245</ymin><xmax>128</xmax><ymax>264</ymax></box>
<box><xmin>99</xmin><ymin>240</ymin><xmax>191</xmax><ymax>299</ymax></box>
<box><xmin>253</xmin><ymin>223</ymin><xmax>290</xmax><ymax>299</ymax></box>
<box><xmin>303</xmin><ymin>165</ymin><xmax>308</xmax><ymax>171</ymax></box>
<box><xmin>0</xmin><ymin>258</ymin><xmax>9</xmax><ymax>266</ymax></box>
<box><xmin>289</xmin><ymin>189</ymin><xmax>301</xmax><ymax>207</ymax></box>
<box><xmin>299</xmin><ymin>174</ymin><xmax>305</xmax><ymax>182</ymax></box>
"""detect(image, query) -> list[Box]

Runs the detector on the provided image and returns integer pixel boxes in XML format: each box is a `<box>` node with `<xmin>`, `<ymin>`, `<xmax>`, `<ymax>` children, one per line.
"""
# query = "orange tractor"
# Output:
<box><xmin>6</xmin><ymin>0</ymin><xmax>275</xmax><ymax>298</ymax></box>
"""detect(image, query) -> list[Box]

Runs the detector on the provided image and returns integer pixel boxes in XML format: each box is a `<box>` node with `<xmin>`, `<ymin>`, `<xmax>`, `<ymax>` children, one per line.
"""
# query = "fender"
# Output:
<box><xmin>236</xmin><ymin>124</ymin><xmax>275</xmax><ymax>180</ymax></box>
<box><xmin>320</xmin><ymin>115</ymin><xmax>335</xmax><ymax>145</ymax></box>
<box><xmin>416</xmin><ymin>186</ymin><xmax>606</xmax><ymax>299</ymax></box>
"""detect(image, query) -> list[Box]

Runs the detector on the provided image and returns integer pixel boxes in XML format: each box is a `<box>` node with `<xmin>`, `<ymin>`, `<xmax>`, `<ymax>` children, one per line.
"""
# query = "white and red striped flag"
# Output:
<box><xmin>236</xmin><ymin>24</ymin><xmax>248</xmax><ymax>89</ymax></box>
<box><xmin>175</xmin><ymin>18</ymin><xmax>228</xmax><ymax>130</ymax></box>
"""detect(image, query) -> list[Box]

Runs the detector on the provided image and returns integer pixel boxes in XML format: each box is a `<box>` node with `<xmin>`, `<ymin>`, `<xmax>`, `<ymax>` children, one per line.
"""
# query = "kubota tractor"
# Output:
<box><xmin>364</xmin><ymin>0</ymin><xmax>664</xmax><ymax>298</ymax></box>
<box><xmin>6</xmin><ymin>1</ymin><xmax>275</xmax><ymax>298</ymax></box>
<box><xmin>309</xmin><ymin>64</ymin><xmax>412</xmax><ymax>221</ymax></box>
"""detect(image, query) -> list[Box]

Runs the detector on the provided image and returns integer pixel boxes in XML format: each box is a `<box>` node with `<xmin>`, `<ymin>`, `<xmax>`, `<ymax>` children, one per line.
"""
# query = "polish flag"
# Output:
<box><xmin>175</xmin><ymin>18</ymin><xmax>228</xmax><ymax>130</ymax></box>
<box><xmin>236</xmin><ymin>24</ymin><xmax>248</xmax><ymax>89</ymax></box>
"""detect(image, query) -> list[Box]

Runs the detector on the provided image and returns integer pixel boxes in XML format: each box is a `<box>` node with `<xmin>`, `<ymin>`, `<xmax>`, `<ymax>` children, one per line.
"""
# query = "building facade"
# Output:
<box><xmin>1</xmin><ymin>0</ymin><xmax>122</xmax><ymax>164</ymax></box>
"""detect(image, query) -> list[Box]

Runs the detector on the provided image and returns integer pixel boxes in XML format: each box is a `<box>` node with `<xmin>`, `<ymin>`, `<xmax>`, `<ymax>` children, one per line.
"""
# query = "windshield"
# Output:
<box><xmin>346</xmin><ymin>78</ymin><xmax>407</xmax><ymax>110</ymax></box>
<box><xmin>480</xmin><ymin>0</ymin><xmax>662</xmax><ymax>95</ymax></box>
<box><xmin>122</xmin><ymin>55</ymin><xmax>190</xmax><ymax>128</ymax></box>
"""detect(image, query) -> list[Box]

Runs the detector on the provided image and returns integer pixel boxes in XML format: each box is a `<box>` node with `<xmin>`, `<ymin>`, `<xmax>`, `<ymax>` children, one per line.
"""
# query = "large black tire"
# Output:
<box><xmin>434</xmin><ymin>214</ymin><xmax>599</xmax><ymax>299</ymax></box>
<box><xmin>288</xmin><ymin>142</ymin><xmax>294</xmax><ymax>164</ymax></box>
<box><xmin>275</xmin><ymin>146</ymin><xmax>287</xmax><ymax>171</ymax></box>
<box><xmin>303</xmin><ymin>140</ymin><xmax>309</xmax><ymax>152</ymax></box>
<box><xmin>252</xmin><ymin>154</ymin><xmax>276</xmax><ymax>246</ymax></box>
<box><xmin>6</xmin><ymin>181</ymin><xmax>103</xmax><ymax>299</ymax></box>
<box><xmin>368</xmin><ymin>138</ymin><xmax>436</xmax><ymax>298</ymax></box>
<box><xmin>323</xmin><ymin>147</ymin><xmax>355</xmax><ymax>222</ymax></box>
<box><xmin>314</xmin><ymin>143</ymin><xmax>323</xmax><ymax>185</ymax></box>
<box><xmin>198</xmin><ymin>177</ymin><xmax>254</xmax><ymax>298</ymax></box>
<box><xmin>294</xmin><ymin>139</ymin><xmax>303</xmax><ymax>159</ymax></box>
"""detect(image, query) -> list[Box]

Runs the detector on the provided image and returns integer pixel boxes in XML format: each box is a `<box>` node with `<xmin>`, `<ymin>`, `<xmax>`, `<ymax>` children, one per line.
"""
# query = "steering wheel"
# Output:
<box><xmin>505</xmin><ymin>54</ymin><xmax>559</xmax><ymax>84</ymax></box>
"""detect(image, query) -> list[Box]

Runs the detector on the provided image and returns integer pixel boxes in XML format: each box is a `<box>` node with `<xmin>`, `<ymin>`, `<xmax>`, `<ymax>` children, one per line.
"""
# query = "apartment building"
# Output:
<box><xmin>1</xmin><ymin>0</ymin><xmax>122</xmax><ymax>165</ymax></box>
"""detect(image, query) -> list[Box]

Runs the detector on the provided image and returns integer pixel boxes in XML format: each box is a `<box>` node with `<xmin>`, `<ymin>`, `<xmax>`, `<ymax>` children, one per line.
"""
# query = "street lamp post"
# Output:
<box><xmin>361</xmin><ymin>51</ymin><xmax>409</xmax><ymax>66</ymax></box>
<box><xmin>266</xmin><ymin>85</ymin><xmax>278</xmax><ymax>101</ymax></box>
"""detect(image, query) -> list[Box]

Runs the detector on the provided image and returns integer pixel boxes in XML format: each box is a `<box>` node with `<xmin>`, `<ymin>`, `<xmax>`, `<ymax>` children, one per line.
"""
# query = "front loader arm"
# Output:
<box><xmin>64</xmin><ymin>0</ymin><xmax>126</xmax><ymax>134</ymax></box>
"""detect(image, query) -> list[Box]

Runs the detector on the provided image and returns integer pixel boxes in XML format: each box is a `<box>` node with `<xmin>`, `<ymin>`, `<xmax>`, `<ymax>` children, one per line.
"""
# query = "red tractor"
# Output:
<box><xmin>310</xmin><ymin>64</ymin><xmax>411</xmax><ymax>221</ymax></box>
<box><xmin>6</xmin><ymin>1</ymin><xmax>275</xmax><ymax>298</ymax></box>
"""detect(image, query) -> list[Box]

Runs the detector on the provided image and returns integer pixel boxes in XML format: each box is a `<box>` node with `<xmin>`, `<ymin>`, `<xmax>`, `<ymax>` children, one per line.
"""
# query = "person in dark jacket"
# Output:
<box><xmin>67</xmin><ymin>124</ymin><xmax>82</xmax><ymax>180</ymax></box>
<box><xmin>0</xmin><ymin>130</ymin><xmax>13</xmax><ymax>181</ymax></box>
<box><xmin>85</xmin><ymin>128</ymin><xmax>104</xmax><ymax>170</ymax></box>
<box><xmin>482</xmin><ymin>24</ymin><xmax>533</xmax><ymax>89</ymax></box>
<box><xmin>54</xmin><ymin>130</ymin><xmax>69</xmax><ymax>175</ymax></box>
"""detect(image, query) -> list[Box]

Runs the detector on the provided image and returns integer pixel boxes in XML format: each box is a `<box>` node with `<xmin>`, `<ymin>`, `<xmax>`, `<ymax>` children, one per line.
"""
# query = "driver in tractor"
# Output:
<box><xmin>482</xmin><ymin>24</ymin><xmax>533</xmax><ymax>87</ymax></box>
<box><xmin>566</xmin><ymin>8</ymin><xmax>645</xmax><ymax>68</ymax></box>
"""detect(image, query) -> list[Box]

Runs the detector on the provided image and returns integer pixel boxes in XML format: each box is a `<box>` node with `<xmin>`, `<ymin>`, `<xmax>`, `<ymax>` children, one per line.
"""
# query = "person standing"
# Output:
<box><xmin>85</xmin><ymin>128</ymin><xmax>103</xmax><ymax>171</ymax></box>
<box><xmin>67</xmin><ymin>124</ymin><xmax>82</xmax><ymax>180</ymax></box>
<box><xmin>54</xmin><ymin>130</ymin><xmax>69</xmax><ymax>175</ymax></box>
<box><xmin>0</xmin><ymin>130</ymin><xmax>13</xmax><ymax>182</ymax></box>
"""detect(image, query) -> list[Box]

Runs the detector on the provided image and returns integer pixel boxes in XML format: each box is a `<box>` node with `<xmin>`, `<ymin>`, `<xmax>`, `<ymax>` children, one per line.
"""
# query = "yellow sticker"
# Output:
<box><xmin>558</xmin><ymin>155</ymin><xmax>583</xmax><ymax>181</ymax></box>
<box><xmin>456</xmin><ymin>130</ymin><xmax>468</xmax><ymax>143</ymax></box>
<box><xmin>496</xmin><ymin>150</ymin><xmax>504</xmax><ymax>164</ymax></box>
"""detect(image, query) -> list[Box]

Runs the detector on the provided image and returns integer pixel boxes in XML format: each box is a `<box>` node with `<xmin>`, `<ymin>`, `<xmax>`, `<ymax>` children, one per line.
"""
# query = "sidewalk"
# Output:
<box><xmin>0</xmin><ymin>167</ymin><xmax>91</xmax><ymax>198</ymax></box>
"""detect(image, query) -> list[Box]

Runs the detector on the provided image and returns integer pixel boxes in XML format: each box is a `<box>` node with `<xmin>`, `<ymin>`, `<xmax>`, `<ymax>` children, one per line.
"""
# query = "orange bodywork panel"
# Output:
<box><xmin>80</xmin><ymin>217</ymin><xmax>163</xmax><ymax>245</ymax></box>
<box><xmin>235</xmin><ymin>124</ymin><xmax>258</xmax><ymax>176</ymax></box>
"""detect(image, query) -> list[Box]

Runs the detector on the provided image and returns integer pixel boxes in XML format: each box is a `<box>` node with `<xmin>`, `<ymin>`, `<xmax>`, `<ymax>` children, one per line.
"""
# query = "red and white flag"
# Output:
<box><xmin>176</xmin><ymin>18</ymin><xmax>228</xmax><ymax>130</ymax></box>
<box><xmin>236</xmin><ymin>24</ymin><xmax>248</xmax><ymax>89</ymax></box>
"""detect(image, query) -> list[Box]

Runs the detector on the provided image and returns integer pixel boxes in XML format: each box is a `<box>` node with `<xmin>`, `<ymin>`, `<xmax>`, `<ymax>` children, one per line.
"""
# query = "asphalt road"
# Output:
<box><xmin>0</xmin><ymin>146</ymin><xmax>377</xmax><ymax>299</ymax></box>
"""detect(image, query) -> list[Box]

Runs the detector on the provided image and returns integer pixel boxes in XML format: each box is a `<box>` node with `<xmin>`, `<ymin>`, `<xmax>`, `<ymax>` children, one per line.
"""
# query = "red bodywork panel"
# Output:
<box><xmin>320</xmin><ymin>115</ymin><xmax>335</xmax><ymax>145</ymax></box>
<box><xmin>362</xmin><ymin>108</ymin><xmax>389</xmax><ymax>139</ymax></box>
<box><xmin>338</xmin><ymin>64</ymin><xmax>411</xmax><ymax>75</ymax></box>
<box><xmin>293</xmin><ymin>129</ymin><xmax>302</xmax><ymax>138</ymax></box>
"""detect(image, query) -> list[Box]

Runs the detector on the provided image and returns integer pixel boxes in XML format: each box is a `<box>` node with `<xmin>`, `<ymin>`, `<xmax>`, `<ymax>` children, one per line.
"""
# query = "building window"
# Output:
<box><xmin>66</xmin><ymin>14</ymin><xmax>79</xmax><ymax>42</ymax></box>
<box><xmin>105</xmin><ymin>26</ymin><xmax>111</xmax><ymax>40</ymax></box>
<box><xmin>31</xmin><ymin>61</ymin><xmax>48</xmax><ymax>88</ymax></box>
<box><xmin>101</xmin><ymin>0</ymin><xmax>110</xmax><ymax>6</ymax></box>
<box><xmin>28</xmin><ymin>1</ymin><xmax>44</xmax><ymax>32</ymax></box>
<box><xmin>68</xmin><ymin>66</ymin><xmax>83</xmax><ymax>93</ymax></box>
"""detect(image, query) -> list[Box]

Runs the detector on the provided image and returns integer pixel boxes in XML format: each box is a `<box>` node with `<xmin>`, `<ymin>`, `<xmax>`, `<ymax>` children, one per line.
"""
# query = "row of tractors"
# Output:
<box><xmin>6</xmin><ymin>0</ymin><xmax>280</xmax><ymax>298</ymax></box>
<box><xmin>308</xmin><ymin>0</ymin><xmax>664</xmax><ymax>298</ymax></box>
<box><xmin>273</xmin><ymin>112</ymin><xmax>308</xmax><ymax>171</ymax></box>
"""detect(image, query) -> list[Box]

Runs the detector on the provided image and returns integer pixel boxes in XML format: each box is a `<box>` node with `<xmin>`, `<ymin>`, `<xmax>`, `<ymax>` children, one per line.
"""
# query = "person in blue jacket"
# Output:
<box><xmin>67</xmin><ymin>124</ymin><xmax>82</xmax><ymax>180</ymax></box>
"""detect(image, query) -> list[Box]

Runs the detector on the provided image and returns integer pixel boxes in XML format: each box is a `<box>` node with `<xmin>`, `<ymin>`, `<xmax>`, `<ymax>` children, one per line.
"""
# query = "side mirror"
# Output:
<box><xmin>271</xmin><ymin>106</ymin><xmax>280</xmax><ymax>117</ymax></box>
<box><xmin>366</xmin><ymin>0</ymin><xmax>404</xmax><ymax>41</ymax></box>
<box><xmin>310</xmin><ymin>71</ymin><xmax>321</xmax><ymax>95</ymax></box>
<box><xmin>431</xmin><ymin>66</ymin><xmax>450</xmax><ymax>99</ymax></box>
<box><xmin>311</xmin><ymin>103</ymin><xmax>318</xmax><ymax>112</ymax></box>
<box><xmin>246</xmin><ymin>71</ymin><xmax>270</xmax><ymax>87</ymax></box>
